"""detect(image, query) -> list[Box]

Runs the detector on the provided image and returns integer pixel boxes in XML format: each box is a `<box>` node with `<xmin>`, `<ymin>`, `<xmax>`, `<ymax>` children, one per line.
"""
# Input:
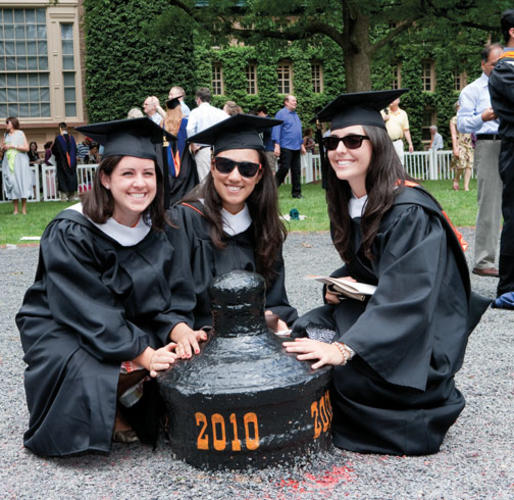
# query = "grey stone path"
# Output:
<box><xmin>0</xmin><ymin>229</ymin><xmax>512</xmax><ymax>499</ymax></box>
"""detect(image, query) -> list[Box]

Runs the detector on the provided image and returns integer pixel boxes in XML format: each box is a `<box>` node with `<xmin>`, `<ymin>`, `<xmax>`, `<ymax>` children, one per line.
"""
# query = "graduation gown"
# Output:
<box><xmin>166</xmin><ymin>201</ymin><xmax>298</xmax><ymax>330</ymax></box>
<box><xmin>489</xmin><ymin>50</ymin><xmax>514</xmax><ymax>295</ymax></box>
<box><xmin>16</xmin><ymin>209</ymin><xmax>195</xmax><ymax>457</ymax></box>
<box><xmin>293</xmin><ymin>186</ymin><xmax>489</xmax><ymax>455</ymax></box>
<box><xmin>51</xmin><ymin>133</ymin><xmax>77</xmax><ymax>193</ymax></box>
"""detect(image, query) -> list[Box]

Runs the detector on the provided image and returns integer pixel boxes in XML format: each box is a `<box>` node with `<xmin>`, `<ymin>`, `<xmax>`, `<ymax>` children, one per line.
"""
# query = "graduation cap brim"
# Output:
<box><xmin>75</xmin><ymin>117</ymin><xmax>175</xmax><ymax>161</ymax></box>
<box><xmin>188</xmin><ymin>114</ymin><xmax>283</xmax><ymax>154</ymax></box>
<box><xmin>166</xmin><ymin>97</ymin><xmax>181</xmax><ymax>110</ymax></box>
<box><xmin>315</xmin><ymin>89</ymin><xmax>408</xmax><ymax>130</ymax></box>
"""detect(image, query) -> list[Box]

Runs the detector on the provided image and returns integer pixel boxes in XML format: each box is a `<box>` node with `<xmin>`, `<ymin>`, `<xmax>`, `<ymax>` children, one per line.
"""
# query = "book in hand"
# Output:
<box><xmin>307</xmin><ymin>275</ymin><xmax>377</xmax><ymax>302</ymax></box>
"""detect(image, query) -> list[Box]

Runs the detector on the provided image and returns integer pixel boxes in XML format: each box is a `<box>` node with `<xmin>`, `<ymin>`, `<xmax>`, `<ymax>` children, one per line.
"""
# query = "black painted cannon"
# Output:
<box><xmin>158</xmin><ymin>270</ymin><xmax>332</xmax><ymax>469</ymax></box>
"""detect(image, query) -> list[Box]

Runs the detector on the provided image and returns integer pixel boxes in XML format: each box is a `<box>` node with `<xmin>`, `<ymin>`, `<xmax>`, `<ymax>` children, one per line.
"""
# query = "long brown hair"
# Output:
<box><xmin>164</xmin><ymin>106</ymin><xmax>183</xmax><ymax>136</ymax></box>
<box><xmin>81</xmin><ymin>155</ymin><xmax>168</xmax><ymax>230</ymax></box>
<box><xmin>325</xmin><ymin>125</ymin><xmax>411</xmax><ymax>262</ymax></box>
<box><xmin>183</xmin><ymin>150</ymin><xmax>287</xmax><ymax>284</ymax></box>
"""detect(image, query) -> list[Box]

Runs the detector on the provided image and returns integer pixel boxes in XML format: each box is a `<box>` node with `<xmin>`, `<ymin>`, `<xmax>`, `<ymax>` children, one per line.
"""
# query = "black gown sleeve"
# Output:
<box><xmin>40</xmin><ymin>219</ymin><xmax>154</xmax><ymax>362</ymax></box>
<box><xmin>153</xmin><ymin>228</ymin><xmax>197</xmax><ymax>345</ymax></box>
<box><xmin>339</xmin><ymin>205</ymin><xmax>454</xmax><ymax>391</ymax></box>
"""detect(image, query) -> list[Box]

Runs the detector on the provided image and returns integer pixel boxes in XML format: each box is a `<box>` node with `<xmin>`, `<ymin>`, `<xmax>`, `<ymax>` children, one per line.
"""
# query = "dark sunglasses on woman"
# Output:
<box><xmin>322</xmin><ymin>134</ymin><xmax>370</xmax><ymax>151</ymax></box>
<box><xmin>213</xmin><ymin>157</ymin><xmax>262</xmax><ymax>178</ymax></box>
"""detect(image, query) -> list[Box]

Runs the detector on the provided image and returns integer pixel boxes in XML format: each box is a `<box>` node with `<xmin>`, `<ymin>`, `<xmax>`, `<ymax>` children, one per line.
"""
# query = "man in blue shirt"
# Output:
<box><xmin>272</xmin><ymin>95</ymin><xmax>306</xmax><ymax>198</ymax></box>
<box><xmin>457</xmin><ymin>43</ymin><xmax>503</xmax><ymax>278</ymax></box>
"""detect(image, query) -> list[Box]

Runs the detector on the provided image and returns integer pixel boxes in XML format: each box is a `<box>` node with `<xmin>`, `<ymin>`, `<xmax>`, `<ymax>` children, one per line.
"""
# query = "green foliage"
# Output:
<box><xmin>191</xmin><ymin>33</ymin><xmax>344</xmax><ymax>125</ymax></box>
<box><xmin>371</xmin><ymin>21</ymin><xmax>495</xmax><ymax>149</ymax></box>
<box><xmin>83</xmin><ymin>0</ymin><xmax>196</xmax><ymax>122</ymax></box>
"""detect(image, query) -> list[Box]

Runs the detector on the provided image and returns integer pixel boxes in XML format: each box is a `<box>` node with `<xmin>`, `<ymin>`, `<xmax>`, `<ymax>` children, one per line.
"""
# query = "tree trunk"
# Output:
<box><xmin>342</xmin><ymin>2</ymin><xmax>372</xmax><ymax>92</ymax></box>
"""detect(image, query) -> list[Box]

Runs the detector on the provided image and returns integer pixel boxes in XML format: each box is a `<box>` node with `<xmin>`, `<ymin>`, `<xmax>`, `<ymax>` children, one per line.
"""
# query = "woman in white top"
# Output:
<box><xmin>2</xmin><ymin>117</ymin><xmax>32</xmax><ymax>214</ymax></box>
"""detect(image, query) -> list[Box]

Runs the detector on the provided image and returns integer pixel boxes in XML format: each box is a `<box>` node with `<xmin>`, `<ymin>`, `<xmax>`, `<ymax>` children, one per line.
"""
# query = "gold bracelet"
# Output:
<box><xmin>332</xmin><ymin>341</ymin><xmax>352</xmax><ymax>366</ymax></box>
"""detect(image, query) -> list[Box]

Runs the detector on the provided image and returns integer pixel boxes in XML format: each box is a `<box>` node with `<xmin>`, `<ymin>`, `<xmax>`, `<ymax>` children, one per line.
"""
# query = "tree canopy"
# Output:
<box><xmin>159</xmin><ymin>0</ymin><xmax>509</xmax><ymax>91</ymax></box>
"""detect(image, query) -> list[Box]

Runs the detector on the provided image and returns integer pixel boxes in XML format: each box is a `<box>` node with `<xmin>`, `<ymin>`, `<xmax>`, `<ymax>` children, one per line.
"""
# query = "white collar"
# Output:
<box><xmin>348</xmin><ymin>194</ymin><xmax>368</xmax><ymax>219</ymax></box>
<box><xmin>221</xmin><ymin>204</ymin><xmax>252</xmax><ymax>236</ymax></box>
<box><xmin>198</xmin><ymin>199</ymin><xmax>252</xmax><ymax>235</ymax></box>
<box><xmin>69</xmin><ymin>203</ymin><xmax>151</xmax><ymax>246</ymax></box>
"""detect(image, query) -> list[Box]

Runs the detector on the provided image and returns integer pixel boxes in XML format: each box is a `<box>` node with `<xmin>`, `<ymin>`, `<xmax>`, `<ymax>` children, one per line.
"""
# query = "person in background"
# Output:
<box><xmin>88</xmin><ymin>143</ymin><xmax>101</xmax><ymax>164</ymax></box>
<box><xmin>168</xmin><ymin>85</ymin><xmax>191</xmax><ymax>118</ymax></box>
<box><xmin>143</xmin><ymin>96</ymin><xmax>163</xmax><ymax>126</ymax></box>
<box><xmin>76</xmin><ymin>138</ymin><xmax>92</xmax><ymax>164</ymax></box>
<box><xmin>223</xmin><ymin>101</ymin><xmax>243</xmax><ymax>116</ymax></box>
<box><xmin>186</xmin><ymin>87</ymin><xmax>228</xmax><ymax>181</ymax></box>
<box><xmin>257</xmin><ymin>105</ymin><xmax>276</xmax><ymax>171</ymax></box>
<box><xmin>303</xmin><ymin>128</ymin><xmax>316</xmax><ymax>153</ymax></box>
<box><xmin>488</xmin><ymin>9</ymin><xmax>514</xmax><ymax>307</ymax></box>
<box><xmin>127</xmin><ymin>107</ymin><xmax>144</xmax><ymax>119</ymax></box>
<box><xmin>429</xmin><ymin>125</ymin><xmax>444</xmax><ymax>151</ymax></box>
<box><xmin>272</xmin><ymin>95</ymin><xmax>306</xmax><ymax>199</ymax></box>
<box><xmin>450</xmin><ymin>102</ymin><xmax>473</xmax><ymax>191</ymax></box>
<box><xmin>16</xmin><ymin>118</ymin><xmax>204</xmax><ymax>457</ymax></box>
<box><xmin>28</xmin><ymin>142</ymin><xmax>41</xmax><ymax>166</ymax></box>
<box><xmin>285</xmin><ymin>89</ymin><xmax>489</xmax><ymax>456</ymax></box>
<box><xmin>52</xmin><ymin>122</ymin><xmax>78</xmax><ymax>201</ymax></box>
<box><xmin>1</xmin><ymin>117</ymin><xmax>32</xmax><ymax>214</ymax></box>
<box><xmin>458</xmin><ymin>43</ymin><xmax>503</xmax><ymax>278</ymax></box>
<box><xmin>381</xmin><ymin>96</ymin><xmax>414</xmax><ymax>166</ymax></box>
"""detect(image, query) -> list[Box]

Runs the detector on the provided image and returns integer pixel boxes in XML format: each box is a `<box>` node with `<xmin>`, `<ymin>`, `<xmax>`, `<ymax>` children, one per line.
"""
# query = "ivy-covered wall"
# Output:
<box><xmin>372</xmin><ymin>27</ymin><xmax>491</xmax><ymax>149</ymax></box>
<box><xmin>83</xmin><ymin>0</ymin><xmax>196</xmax><ymax>122</ymax></box>
<box><xmin>191</xmin><ymin>34</ymin><xmax>345</xmax><ymax>127</ymax></box>
<box><xmin>82</xmin><ymin>1</ymin><xmax>493</xmax><ymax>150</ymax></box>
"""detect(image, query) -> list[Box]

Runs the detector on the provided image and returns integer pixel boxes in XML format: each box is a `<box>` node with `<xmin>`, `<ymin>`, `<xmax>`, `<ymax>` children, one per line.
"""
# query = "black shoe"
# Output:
<box><xmin>292</xmin><ymin>194</ymin><xmax>303</xmax><ymax>199</ymax></box>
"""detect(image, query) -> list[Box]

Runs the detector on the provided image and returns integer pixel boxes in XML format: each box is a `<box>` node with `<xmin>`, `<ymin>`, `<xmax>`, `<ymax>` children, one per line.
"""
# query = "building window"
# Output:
<box><xmin>422</xmin><ymin>60</ymin><xmax>435</xmax><ymax>92</ymax></box>
<box><xmin>246</xmin><ymin>62</ymin><xmax>257</xmax><ymax>94</ymax></box>
<box><xmin>0</xmin><ymin>8</ymin><xmax>50</xmax><ymax>118</ymax></box>
<box><xmin>392</xmin><ymin>64</ymin><xmax>402</xmax><ymax>89</ymax></box>
<box><xmin>61</xmin><ymin>23</ymin><xmax>76</xmax><ymax>117</ymax></box>
<box><xmin>211</xmin><ymin>62</ymin><xmax>223</xmax><ymax>95</ymax></box>
<box><xmin>277</xmin><ymin>61</ymin><xmax>292</xmax><ymax>94</ymax></box>
<box><xmin>311</xmin><ymin>62</ymin><xmax>323</xmax><ymax>93</ymax></box>
<box><xmin>422</xmin><ymin>107</ymin><xmax>436</xmax><ymax>142</ymax></box>
<box><xmin>454</xmin><ymin>71</ymin><xmax>467</xmax><ymax>91</ymax></box>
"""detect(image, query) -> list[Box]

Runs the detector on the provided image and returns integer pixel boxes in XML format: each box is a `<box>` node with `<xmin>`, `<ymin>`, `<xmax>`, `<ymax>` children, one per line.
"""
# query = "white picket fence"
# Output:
<box><xmin>1</xmin><ymin>151</ymin><xmax>471</xmax><ymax>202</ymax></box>
<box><xmin>284</xmin><ymin>150</ymin><xmax>471</xmax><ymax>184</ymax></box>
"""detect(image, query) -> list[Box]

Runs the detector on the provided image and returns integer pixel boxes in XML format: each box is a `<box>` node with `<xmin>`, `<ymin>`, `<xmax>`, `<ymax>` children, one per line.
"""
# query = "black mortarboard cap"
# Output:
<box><xmin>75</xmin><ymin>117</ymin><xmax>175</xmax><ymax>161</ymax></box>
<box><xmin>316</xmin><ymin>89</ymin><xmax>408</xmax><ymax>130</ymax></box>
<box><xmin>166</xmin><ymin>97</ymin><xmax>181</xmax><ymax>110</ymax></box>
<box><xmin>188</xmin><ymin>114</ymin><xmax>282</xmax><ymax>154</ymax></box>
<box><xmin>501</xmin><ymin>9</ymin><xmax>514</xmax><ymax>30</ymax></box>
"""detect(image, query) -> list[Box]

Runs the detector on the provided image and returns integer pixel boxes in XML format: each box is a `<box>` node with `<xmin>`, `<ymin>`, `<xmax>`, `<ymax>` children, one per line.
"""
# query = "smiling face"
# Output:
<box><xmin>327</xmin><ymin>125</ymin><xmax>373</xmax><ymax>198</ymax></box>
<box><xmin>100</xmin><ymin>156</ymin><xmax>157</xmax><ymax>226</ymax></box>
<box><xmin>211</xmin><ymin>148</ymin><xmax>262</xmax><ymax>214</ymax></box>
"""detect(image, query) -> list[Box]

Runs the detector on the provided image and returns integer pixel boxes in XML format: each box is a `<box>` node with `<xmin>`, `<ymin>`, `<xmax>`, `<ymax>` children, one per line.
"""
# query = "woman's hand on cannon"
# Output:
<box><xmin>282</xmin><ymin>338</ymin><xmax>345</xmax><ymax>369</ymax></box>
<box><xmin>133</xmin><ymin>343</ymin><xmax>178</xmax><ymax>378</ymax></box>
<box><xmin>170</xmin><ymin>322</ymin><xmax>208</xmax><ymax>359</ymax></box>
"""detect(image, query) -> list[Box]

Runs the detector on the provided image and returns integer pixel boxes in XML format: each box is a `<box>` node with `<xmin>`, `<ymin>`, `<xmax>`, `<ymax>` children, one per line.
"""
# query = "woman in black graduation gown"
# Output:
<box><xmin>166</xmin><ymin>114</ymin><xmax>298</xmax><ymax>344</ymax></box>
<box><xmin>284</xmin><ymin>90</ymin><xmax>489</xmax><ymax>456</ymax></box>
<box><xmin>16</xmin><ymin>118</ymin><xmax>204</xmax><ymax>457</ymax></box>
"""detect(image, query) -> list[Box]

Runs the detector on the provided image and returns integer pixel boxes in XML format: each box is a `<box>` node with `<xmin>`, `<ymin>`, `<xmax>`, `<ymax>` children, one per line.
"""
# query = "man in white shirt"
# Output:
<box><xmin>186</xmin><ymin>87</ymin><xmax>228</xmax><ymax>180</ymax></box>
<box><xmin>143</xmin><ymin>96</ymin><xmax>163</xmax><ymax>126</ymax></box>
<box><xmin>457</xmin><ymin>43</ymin><xmax>503</xmax><ymax>277</ymax></box>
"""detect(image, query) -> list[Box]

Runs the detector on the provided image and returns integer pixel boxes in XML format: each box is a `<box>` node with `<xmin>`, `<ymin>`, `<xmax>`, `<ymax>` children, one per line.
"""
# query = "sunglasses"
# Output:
<box><xmin>322</xmin><ymin>134</ymin><xmax>370</xmax><ymax>151</ymax></box>
<box><xmin>213</xmin><ymin>157</ymin><xmax>262</xmax><ymax>178</ymax></box>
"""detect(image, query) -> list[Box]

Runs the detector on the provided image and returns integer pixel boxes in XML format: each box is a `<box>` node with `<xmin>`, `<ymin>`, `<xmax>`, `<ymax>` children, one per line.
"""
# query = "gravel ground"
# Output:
<box><xmin>1</xmin><ymin>228</ymin><xmax>512</xmax><ymax>499</ymax></box>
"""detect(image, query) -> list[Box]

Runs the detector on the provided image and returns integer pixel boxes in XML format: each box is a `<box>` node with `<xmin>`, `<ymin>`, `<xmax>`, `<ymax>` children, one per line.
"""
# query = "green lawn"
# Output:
<box><xmin>0</xmin><ymin>179</ymin><xmax>478</xmax><ymax>245</ymax></box>
<box><xmin>278</xmin><ymin>178</ymin><xmax>478</xmax><ymax>232</ymax></box>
